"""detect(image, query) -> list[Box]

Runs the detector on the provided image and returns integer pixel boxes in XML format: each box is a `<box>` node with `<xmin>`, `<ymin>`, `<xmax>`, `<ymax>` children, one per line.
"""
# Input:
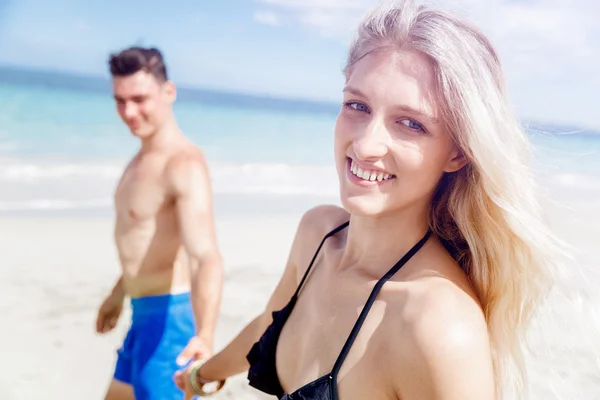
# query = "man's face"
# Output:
<box><xmin>112</xmin><ymin>71</ymin><xmax>175</xmax><ymax>138</ymax></box>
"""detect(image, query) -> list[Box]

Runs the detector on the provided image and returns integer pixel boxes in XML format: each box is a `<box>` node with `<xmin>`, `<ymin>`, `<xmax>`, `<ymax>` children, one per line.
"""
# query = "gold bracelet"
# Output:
<box><xmin>188</xmin><ymin>358</ymin><xmax>226</xmax><ymax>397</ymax></box>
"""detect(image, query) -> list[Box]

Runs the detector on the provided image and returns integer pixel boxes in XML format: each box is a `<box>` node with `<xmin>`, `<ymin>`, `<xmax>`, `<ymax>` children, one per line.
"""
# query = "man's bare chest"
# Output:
<box><xmin>115</xmin><ymin>162</ymin><xmax>172</xmax><ymax>222</ymax></box>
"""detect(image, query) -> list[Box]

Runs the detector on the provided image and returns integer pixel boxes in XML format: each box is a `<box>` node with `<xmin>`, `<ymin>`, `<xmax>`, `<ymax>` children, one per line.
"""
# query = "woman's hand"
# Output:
<box><xmin>173</xmin><ymin>364</ymin><xmax>197</xmax><ymax>400</ymax></box>
<box><xmin>174</xmin><ymin>357</ymin><xmax>225</xmax><ymax>399</ymax></box>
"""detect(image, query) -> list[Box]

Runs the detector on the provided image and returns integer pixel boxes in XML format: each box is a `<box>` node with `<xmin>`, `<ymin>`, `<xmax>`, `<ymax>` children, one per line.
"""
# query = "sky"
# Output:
<box><xmin>0</xmin><ymin>0</ymin><xmax>599</xmax><ymax>129</ymax></box>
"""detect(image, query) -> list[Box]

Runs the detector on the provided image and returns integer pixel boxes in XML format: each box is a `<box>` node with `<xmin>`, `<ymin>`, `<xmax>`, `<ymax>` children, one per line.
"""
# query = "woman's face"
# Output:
<box><xmin>334</xmin><ymin>48</ymin><xmax>466</xmax><ymax>217</ymax></box>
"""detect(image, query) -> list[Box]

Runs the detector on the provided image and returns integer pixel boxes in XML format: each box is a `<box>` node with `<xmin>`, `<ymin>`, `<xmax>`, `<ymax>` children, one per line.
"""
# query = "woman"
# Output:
<box><xmin>176</xmin><ymin>0</ymin><xmax>562</xmax><ymax>398</ymax></box>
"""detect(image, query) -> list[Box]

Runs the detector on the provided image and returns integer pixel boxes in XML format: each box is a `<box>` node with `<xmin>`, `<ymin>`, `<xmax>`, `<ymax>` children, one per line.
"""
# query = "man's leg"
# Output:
<box><xmin>104</xmin><ymin>379</ymin><xmax>134</xmax><ymax>400</ymax></box>
<box><xmin>106</xmin><ymin>322</ymin><xmax>135</xmax><ymax>400</ymax></box>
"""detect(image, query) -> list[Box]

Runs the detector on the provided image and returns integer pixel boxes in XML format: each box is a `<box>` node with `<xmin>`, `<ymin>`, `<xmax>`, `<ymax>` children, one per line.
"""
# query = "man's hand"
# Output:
<box><xmin>176</xmin><ymin>335</ymin><xmax>212</xmax><ymax>367</ymax></box>
<box><xmin>174</xmin><ymin>336</ymin><xmax>213</xmax><ymax>399</ymax></box>
<box><xmin>95</xmin><ymin>292</ymin><xmax>124</xmax><ymax>334</ymax></box>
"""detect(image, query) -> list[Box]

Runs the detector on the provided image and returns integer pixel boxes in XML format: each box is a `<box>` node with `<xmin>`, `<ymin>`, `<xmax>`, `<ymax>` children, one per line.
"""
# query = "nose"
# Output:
<box><xmin>123</xmin><ymin>102</ymin><xmax>138</xmax><ymax>119</ymax></box>
<box><xmin>352</xmin><ymin>117</ymin><xmax>389</xmax><ymax>161</ymax></box>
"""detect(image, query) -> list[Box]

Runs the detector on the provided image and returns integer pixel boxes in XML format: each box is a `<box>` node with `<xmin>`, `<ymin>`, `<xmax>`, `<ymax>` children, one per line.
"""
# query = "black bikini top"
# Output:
<box><xmin>246</xmin><ymin>221</ymin><xmax>432</xmax><ymax>399</ymax></box>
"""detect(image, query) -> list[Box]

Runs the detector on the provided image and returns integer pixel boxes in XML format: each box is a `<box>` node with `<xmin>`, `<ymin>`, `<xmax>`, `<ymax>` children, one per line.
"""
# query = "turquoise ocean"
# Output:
<box><xmin>1</xmin><ymin>66</ymin><xmax>599</xmax><ymax>216</ymax></box>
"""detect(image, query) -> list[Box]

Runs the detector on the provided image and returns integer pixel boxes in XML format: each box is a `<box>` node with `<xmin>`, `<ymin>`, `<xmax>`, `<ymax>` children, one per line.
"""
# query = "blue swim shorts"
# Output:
<box><xmin>113</xmin><ymin>292</ymin><xmax>197</xmax><ymax>400</ymax></box>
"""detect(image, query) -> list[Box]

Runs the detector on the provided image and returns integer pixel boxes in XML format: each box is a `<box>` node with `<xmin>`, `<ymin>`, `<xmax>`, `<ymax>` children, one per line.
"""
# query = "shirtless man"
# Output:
<box><xmin>95</xmin><ymin>46</ymin><xmax>223</xmax><ymax>400</ymax></box>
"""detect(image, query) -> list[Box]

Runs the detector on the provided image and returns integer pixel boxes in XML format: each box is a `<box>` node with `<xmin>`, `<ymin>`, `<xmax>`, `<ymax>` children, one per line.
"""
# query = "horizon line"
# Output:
<box><xmin>1</xmin><ymin>63</ymin><xmax>598</xmax><ymax>134</ymax></box>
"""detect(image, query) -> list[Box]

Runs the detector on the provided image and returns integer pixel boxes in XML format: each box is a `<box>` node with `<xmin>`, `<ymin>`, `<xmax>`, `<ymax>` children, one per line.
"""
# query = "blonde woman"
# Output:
<box><xmin>175</xmin><ymin>0</ymin><xmax>562</xmax><ymax>398</ymax></box>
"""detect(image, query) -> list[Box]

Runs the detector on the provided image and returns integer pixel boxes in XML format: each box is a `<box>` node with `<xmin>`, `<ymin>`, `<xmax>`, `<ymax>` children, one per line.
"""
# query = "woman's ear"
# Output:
<box><xmin>444</xmin><ymin>147</ymin><xmax>468</xmax><ymax>173</ymax></box>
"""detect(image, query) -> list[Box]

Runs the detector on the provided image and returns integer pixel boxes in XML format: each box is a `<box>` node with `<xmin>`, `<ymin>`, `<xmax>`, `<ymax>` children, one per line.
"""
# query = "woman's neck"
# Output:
<box><xmin>340</xmin><ymin>202</ymin><xmax>432</xmax><ymax>277</ymax></box>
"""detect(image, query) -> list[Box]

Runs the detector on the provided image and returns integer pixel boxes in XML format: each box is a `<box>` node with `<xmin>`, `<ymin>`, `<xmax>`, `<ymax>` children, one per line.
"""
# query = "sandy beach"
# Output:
<box><xmin>1</xmin><ymin>184</ymin><xmax>599</xmax><ymax>400</ymax></box>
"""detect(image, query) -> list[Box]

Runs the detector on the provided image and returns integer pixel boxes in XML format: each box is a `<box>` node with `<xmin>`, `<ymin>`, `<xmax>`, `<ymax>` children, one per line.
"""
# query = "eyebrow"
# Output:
<box><xmin>113</xmin><ymin>94</ymin><xmax>146</xmax><ymax>101</ymax></box>
<box><xmin>342</xmin><ymin>85</ymin><xmax>440</xmax><ymax>124</ymax></box>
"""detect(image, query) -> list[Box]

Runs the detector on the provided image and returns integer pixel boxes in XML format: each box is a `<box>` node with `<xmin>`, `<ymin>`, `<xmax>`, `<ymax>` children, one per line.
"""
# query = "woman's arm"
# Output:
<box><xmin>195</xmin><ymin>205</ymin><xmax>343</xmax><ymax>382</ymax></box>
<box><xmin>198</xmin><ymin>251</ymin><xmax>300</xmax><ymax>381</ymax></box>
<box><xmin>174</xmin><ymin>226</ymin><xmax>303</xmax><ymax>397</ymax></box>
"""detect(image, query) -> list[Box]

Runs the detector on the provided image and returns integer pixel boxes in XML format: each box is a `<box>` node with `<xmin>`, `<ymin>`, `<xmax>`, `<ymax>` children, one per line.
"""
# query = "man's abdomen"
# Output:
<box><xmin>116</xmin><ymin>200</ymin><xmax>193</xmax><ymax>294</ymax></box>
<box><xmin>117</xmin><ymin>228</ymin><xmax>192</xmax><ymax>298</ymax></box>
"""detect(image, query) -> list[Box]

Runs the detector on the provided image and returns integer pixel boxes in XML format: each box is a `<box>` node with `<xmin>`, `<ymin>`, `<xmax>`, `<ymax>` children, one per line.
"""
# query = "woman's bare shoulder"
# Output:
<box><xmin>288</xmin><ymin>205</ymin><xmax>349</xmax><ymax>272</ymax></box>
<box><xmin>255</xmin><ymin>205</ymin><xmax>350</xmax><ymax>317</ymax></box>
<box><xmin>399</xmin><ymin>275</ymin><xmax>489</xmax><ymax>345</ymax></box>
<box><xmin>298</xmin><ymin>204</ymin><xmax>349</xmax><ymax>236</ymax></box>
<box><xmin>381</xmin><ymin>273</ymin><xmax>496</xmax><ymax>399</ymax></box>
<box><xmin>293</xmin><ymin>205</ymin><xmax>349</xmax><ymax>247</ymax></box>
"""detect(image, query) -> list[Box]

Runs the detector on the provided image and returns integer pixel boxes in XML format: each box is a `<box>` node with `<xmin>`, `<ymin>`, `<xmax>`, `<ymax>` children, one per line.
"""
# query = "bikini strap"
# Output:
<box><xmin>292</xmin><ymin>220</ymin><xmax>350</xmax><ymax>299</ymax></box>
<box><xmin>331</xmin><ymin>229</ymin><xmax>433</xmax><ymax>379</ymax></box>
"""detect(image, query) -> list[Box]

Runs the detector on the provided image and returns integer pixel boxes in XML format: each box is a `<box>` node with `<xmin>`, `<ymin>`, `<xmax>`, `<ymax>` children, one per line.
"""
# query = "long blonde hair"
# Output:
<box><xmin>344</xmin><ymin>0</ymin><xmax>565</xmax><ymax>397</ymax></box>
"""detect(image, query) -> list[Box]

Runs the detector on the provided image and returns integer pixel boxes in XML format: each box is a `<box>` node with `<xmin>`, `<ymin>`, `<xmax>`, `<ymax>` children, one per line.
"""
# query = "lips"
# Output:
<box><xmin>127</xmin><ymin>119</ymin><xmax>141</xmax><ymax>129</ymax></box>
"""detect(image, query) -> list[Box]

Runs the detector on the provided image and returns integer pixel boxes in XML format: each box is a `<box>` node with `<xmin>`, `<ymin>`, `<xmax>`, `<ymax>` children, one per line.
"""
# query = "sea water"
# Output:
<box><xmin>0</xmin><ymin>76</ymin><xmax>598</xmax><ymax>215</ymax></box>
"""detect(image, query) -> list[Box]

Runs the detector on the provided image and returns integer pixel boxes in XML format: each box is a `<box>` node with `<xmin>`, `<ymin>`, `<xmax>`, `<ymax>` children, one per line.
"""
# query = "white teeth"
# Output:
<box><xmin>349</xmin><ymin>159</ymin><xmax>393</xmax><ymax>182</ymax></box>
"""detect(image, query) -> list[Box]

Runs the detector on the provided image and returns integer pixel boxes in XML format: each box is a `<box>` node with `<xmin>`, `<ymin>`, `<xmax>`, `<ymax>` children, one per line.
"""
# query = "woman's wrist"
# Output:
<box><xmin>197</xmin><ymin>357</ymin><xmax>224</xmax><ymax>383</ymax></box>
<box><xmin>189</xmin><ymin>358</ymin><xmax>226</xmax><ymax>396</ymax></box>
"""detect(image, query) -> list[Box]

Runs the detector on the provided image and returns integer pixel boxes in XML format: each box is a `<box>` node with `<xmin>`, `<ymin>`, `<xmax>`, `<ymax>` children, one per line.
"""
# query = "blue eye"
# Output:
<box><xmin>344</xmin><ymin>101</ymin><xmax>369</xmax><ymax>113</ymax></box>
<box><xmin>400</xmin><ymin>119</ymin><xmax>425</xmax><ymax>132</ymax></box>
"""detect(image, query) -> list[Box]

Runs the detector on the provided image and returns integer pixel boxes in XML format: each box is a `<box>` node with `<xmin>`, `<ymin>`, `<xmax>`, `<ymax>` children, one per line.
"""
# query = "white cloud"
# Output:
<box><xmin>255</xmin><ymin>0</ymin><xmax>599</xmax><ymax>74</ymax></box>
<box><xmin>253</xmin><ymin>10</ymin><xmax>282</xmax><ymax>27</ymax></box>
<box><xmin>258</xmin><ymin>0</ymin><xmax>368</xmax><ymax>10</ymax></box>
<box><xmin>257</xmin><ymin>0</ymin><xmax>372</xmax><ymax>37</ymax></box>
<box><xmin>253</xmin><ymin>0</ymin><xmax>600</xmax><ymax>128</ymax></box>
<box><xmin>471</xmin><ymin>1</ymin><xmax>598</xmax><ymax>77</ymax></box>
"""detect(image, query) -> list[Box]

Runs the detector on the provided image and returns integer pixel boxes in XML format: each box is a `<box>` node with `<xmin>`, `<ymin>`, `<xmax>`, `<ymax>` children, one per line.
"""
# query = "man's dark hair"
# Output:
<box><xmin>108</xmin><ymin>46</ymin><xmax>168</xmax><ymax>82</ymax></box>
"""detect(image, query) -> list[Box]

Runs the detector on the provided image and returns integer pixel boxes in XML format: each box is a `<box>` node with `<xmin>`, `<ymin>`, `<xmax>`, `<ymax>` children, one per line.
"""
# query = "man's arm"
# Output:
<box><xmin>168</xmin><ymin>153</ymin><xmax>223</xmax><ymax>349</ymax></box>
<box><xmin>108</xmin><ymin>275</ymin><xmax>126</xmax><ymax>299</ymax></box>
